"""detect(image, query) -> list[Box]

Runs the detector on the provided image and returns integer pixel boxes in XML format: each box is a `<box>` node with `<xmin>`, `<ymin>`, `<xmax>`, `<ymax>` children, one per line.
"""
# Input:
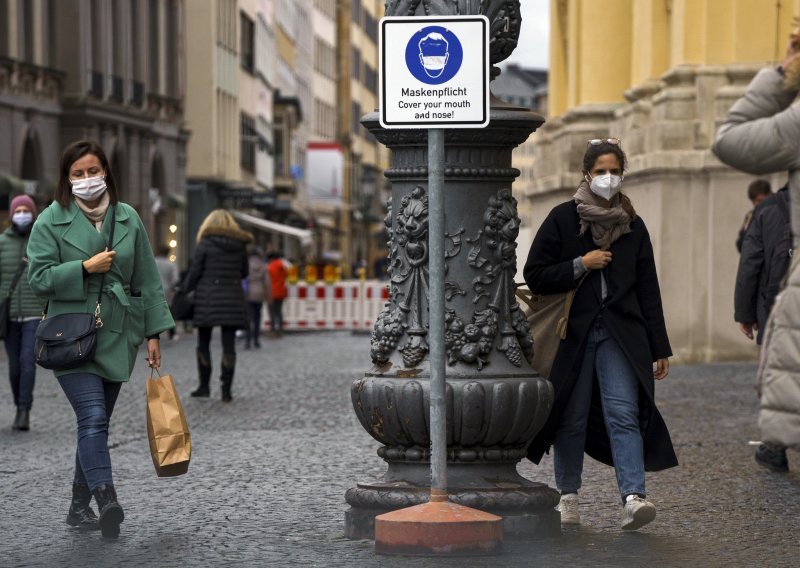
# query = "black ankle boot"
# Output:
<box><xmin>92</xmin><ymin>484</ymin><xmax>124</xmax><ymax>538</ymax></box>
<box><xmin>12</xmin><ymin>407</ymin><xmax>29</xmax><ymax>431</ymax></box>
<box><xmin>66</xmin><ymin>483</ymin><xmax>100</xmax><ymax>530</ymax></box>
<box><xmin>220</xmin><ymin>355</ymin><xmax>235</xmax><ymax>402</ymax></box>
<box><xmin>192</xmin><ymin>350</ymin><xmax>212</xmax><ymax>397</ymax></box>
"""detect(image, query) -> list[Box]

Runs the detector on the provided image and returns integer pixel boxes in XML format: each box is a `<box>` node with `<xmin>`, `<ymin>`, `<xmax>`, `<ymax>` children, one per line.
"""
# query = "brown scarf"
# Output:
<box><xmin>74</xmin><ymin>192</ymin><xmax>111</xmax><ymax>232</ymax></box>
<box><xmin>573</xmin><ymin>181</ymin><xmax>633</xmax><ymax>250</ymax></box>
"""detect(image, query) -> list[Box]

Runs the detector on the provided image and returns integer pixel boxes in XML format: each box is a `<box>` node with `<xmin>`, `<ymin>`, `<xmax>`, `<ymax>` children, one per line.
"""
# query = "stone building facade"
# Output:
<box><xmin>0</xmin><ymin>0</ymin><xmax>188</xmax><ymax>256</ymax></box>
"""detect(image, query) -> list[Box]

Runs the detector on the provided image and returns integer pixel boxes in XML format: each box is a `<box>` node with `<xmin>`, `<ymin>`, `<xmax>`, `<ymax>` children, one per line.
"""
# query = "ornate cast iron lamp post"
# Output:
<box><xmin>345</xmin><ymin>0</ymin><xmax>559</xmax><ymax>539</ymax></box>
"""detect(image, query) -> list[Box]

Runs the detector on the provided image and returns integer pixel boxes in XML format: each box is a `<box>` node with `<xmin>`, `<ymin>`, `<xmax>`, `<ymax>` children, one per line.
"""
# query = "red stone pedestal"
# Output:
<box><xmin>374</xmin><ymin>496</ymin><xmax>503</xmax><ymax>557</ymax></box>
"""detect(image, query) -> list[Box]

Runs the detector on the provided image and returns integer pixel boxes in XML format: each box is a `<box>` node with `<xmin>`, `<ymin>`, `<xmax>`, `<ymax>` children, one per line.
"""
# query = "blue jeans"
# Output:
<box><xmin>5</xmin><ymin>319</ymin><xmax>39</xmax><ymax>409</ymax></box>
<box><xmin>57</xmin><ymin>373</ymin><xmax>122</xmax><ymax>491</ymax></box>
<box><xmin>553</xmin><ymin>317</ymin><xmax>646</xmax><ymax>500</ymax></box>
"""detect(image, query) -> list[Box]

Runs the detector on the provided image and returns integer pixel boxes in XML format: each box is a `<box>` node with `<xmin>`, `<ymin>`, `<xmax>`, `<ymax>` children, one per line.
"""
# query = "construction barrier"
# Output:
<box><xmin>262</xmin><ymin>280</ymin><xmax>389</xmax><ymax>332</ymax></box>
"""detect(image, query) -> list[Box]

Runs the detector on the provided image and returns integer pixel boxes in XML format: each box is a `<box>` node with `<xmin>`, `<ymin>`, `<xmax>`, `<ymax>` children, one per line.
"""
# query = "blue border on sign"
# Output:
<box><xmin>380</xmin><ymin>16</ymin><xmax>489</xmax><ymax>128</ymax></box>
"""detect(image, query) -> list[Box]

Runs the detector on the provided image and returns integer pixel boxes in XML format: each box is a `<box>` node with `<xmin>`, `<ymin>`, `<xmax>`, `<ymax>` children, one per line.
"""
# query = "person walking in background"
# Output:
<box><xmin>736</xmin><ymin>180</ymin><xmax>772</xmax><ymax>252</ymax></box>
<box><xmin>524</xmin><ymin>139</ymin><xmax>677</xmax><ymax>531</ymax></box>
<box><xmin>714</xmin><ymin>31</ymin><xmax>800</xmax><ymax>473</ymax></box>
<box><xmin>155</xmin><ymin>245</ymin><xmax>180</xmax><ymax>341</ymax></box>
<box><xmin>244</xmin><ymin>246</ymin><xmax>270</xmax><ymax>349</ymax></box>
<box><xmin>735</xmin><ymin>184</ymin><xmax>792</xmax><ymax>471</ymax></box>
<box><xmin>0</xmin><ymin>195</ymin><xmax>44</xmax><ymax>431</ymax></box>
<box><xmin>266</xmin><ymin>251</ymin><xmax>288</xmax><ymax>338</ymax></box>
<box><xmin>27</xmin><ymin>140</ymin><xmax>174</xmax><ymax>538</ymax></box>
<box><xmin>183</xmin><ymin>210</ymin><xmax>251</xmax><ymax>401</ymax></box>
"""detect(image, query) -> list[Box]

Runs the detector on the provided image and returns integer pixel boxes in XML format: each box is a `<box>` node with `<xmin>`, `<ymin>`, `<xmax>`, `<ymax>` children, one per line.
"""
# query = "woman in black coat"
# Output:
<box><xmin>524</xmin><ymin>139</ymin><xmax>677</xmax><ymax>531</ymax></box>
<box><xmin>183</xmin><ymin>210</ymin><xmax>252</xmax><ymax>401</ymax></box>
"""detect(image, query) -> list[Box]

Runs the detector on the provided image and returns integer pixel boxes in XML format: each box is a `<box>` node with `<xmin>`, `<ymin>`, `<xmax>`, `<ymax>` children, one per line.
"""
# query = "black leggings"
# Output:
<box><xmin>197</xmin><ymin>326</ymin><xmax>237</xmax><ymax>358</ymax></box>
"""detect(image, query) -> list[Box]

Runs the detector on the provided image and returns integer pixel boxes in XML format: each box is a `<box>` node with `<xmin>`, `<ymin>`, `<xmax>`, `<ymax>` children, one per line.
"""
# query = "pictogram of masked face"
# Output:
<box><xmin>418</xmin><ymin>32</ymin><xmax>449</xmax><ymax>78</ymax></box>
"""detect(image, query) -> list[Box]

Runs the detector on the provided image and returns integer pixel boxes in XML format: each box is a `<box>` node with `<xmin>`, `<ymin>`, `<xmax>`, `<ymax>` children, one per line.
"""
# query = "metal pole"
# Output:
<box><xmin>427</xmin><ymin>128</ymin><xmax>447</xmax><ymax>500</ymax></box>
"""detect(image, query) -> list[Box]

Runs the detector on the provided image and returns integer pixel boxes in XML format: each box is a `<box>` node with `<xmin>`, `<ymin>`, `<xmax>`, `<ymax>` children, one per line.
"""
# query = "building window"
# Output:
<box><xmin>21</xmin><ymin>0</ymin><xmax>34</xmax><ymax>62</ymax></box>
<box><xmin>351</xmin><ymin>47</ymin><xmax>361</xmax><ymax>81</ymax></box>
<box><xmin>240</xmin><ymin>11</ymin><xmax>255</xmax><ymax>74</ymax></box>
<box><xmin>241</xmin><ymin>112</ymin><xmax>256</xmax><ymax>172</ymax></box>
<box><xmin>351</xmin><ymin>101</ymin><xmax>362</xmax><ymax>135</ymax></box>
<box><xmin>273</xmin><ymin>114</ymin><xmax>286</xmax><ymax>177</ymax></box>
<box><xmin>0</xmin><ymin>0</ymin><xmax>7</xmax><ymax>57</ymax></box>
<box><xmin>364</xmin><ymin>63</ymin><xmax>377</xmax><ymax>93</ymax></box>
<box><xmin>166</xmin><ymin>0</ymin><xmax>180</xmax><ymax>96</ymax></box>
<box><xmin>149</xmin><ymin>0</ymin><xmax>160</xmax><ymax>92</ymax></box>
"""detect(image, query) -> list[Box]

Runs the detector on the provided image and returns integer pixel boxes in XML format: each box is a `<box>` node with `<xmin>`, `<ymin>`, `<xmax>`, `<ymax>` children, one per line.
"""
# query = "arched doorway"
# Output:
<box><xmin>20</xmin><ymin>131</ymin><xmax>41</xmax><ymax>193</ymax></box>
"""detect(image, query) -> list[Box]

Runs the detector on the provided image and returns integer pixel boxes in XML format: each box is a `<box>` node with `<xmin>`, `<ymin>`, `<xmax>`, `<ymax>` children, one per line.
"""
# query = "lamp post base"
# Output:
<box><xmin>374</xmin><ymin>497</ymin><xmax>504</xmax><ymax>557</ymax></box>
<box><xmin>345</xmin><ymin>476</ymin><xmax>560</xmax><ymax>540</ymax></box>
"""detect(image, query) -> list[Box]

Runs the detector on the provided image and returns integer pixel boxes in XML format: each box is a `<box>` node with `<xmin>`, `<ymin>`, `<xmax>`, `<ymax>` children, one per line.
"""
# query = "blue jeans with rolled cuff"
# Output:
<box><xmin>553</xmin><ymin>316</ymin><xmax>646</xmax><ymax>501</ymax></box>
<box><xmin>57</xmin><ymin>373</ymin><xmax>122</xmax><ymax>491</ymax></box>
<box><xmin>5</xmin><ymin>319</ymin><xmax>39</xmax><ymax>410</ymax></box>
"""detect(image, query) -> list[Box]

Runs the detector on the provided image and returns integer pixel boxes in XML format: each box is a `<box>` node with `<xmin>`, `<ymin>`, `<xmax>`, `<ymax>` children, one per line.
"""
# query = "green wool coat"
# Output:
<box><xmin>27</xmin><ymin>201</ymin><xmax>175</xmax><ymax>382</ymax></box>
<box><xmin>0</xmin><ymin>227</ymin><xmax>45</xmax><ymax>319</ymax></box>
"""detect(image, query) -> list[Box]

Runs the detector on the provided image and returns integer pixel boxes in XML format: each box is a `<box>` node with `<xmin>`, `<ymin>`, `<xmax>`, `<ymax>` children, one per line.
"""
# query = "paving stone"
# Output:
<box><xmin>0</xmin><ymin>332</ymin><xmax>798</xmax><ymax>567</ymax></box>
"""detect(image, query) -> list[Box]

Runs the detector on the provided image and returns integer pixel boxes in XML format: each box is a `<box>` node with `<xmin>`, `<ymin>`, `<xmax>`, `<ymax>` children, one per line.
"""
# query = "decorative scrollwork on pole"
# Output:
<box><xmin>370</xmin><ymin>186</ymin><xmax>432</xmax><ymax>367</ymax></box>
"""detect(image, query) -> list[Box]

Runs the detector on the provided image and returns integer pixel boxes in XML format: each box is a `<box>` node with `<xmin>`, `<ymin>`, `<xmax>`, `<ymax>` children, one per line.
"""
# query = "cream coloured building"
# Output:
<box><xmin>337</xmin><ymin>0</ymin><xmax>390</xmax><ymax>277</ymax></box>
<box><xmin>523</xmin><ymin>0</ymin><xmax>800</xmax><ymax>362</ymax></box>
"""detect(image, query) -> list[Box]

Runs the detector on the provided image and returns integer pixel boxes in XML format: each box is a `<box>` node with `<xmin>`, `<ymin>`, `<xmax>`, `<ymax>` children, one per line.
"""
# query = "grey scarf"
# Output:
<box><xmin>573</xmin><ymin>181</ymin><xmax>632</xmax><ymax>250</ymax></box>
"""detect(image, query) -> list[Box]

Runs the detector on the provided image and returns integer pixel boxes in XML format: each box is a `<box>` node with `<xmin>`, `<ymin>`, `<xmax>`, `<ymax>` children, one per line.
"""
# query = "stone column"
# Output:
<box><xmin>344</xmin><ymin>1</ymin><xmax>560</xmax><ymax>540</ymax></box>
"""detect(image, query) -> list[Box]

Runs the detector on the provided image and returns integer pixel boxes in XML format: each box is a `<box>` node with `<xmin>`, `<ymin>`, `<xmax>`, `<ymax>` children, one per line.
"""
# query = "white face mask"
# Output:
<box><xmin>588</xmin><ymin>173</ymin><xmax>623</xmax><ymax>200</ymax></box>
<box><xmin>71</xmin><ymin>175</ymin><xmax>107</xmax><ymax>201</ymax></box>
<box><xmin>12</xmin><ymin>211</ymin><xmax>33</xmax><ymax>228</ymax></box>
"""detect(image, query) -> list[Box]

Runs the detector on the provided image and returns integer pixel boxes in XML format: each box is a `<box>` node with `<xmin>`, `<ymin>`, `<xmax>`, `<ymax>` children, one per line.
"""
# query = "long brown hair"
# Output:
<box><xmin>55</xmin><ymin>140</ymin><xmax>120</xmax><ymax>207</ymax></box>
<box><xmin>582</xmin><ymin>141</ymin><xmax>636</xmax><ymax>219</ymax></box>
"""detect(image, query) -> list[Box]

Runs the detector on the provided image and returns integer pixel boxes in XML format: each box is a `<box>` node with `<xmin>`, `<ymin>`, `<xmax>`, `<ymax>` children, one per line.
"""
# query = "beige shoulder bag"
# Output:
<box><xmin>515</xmin><ymin>274</ymin><xmax>588</xmax><ymax>380</ymax></box>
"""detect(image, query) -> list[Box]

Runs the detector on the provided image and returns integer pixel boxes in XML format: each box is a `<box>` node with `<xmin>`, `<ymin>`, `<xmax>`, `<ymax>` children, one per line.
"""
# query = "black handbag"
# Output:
<box><xmin>35</xmin><ymin>206</ymin><xmax>116</xmax><ymax>371</ymax></box>
<box><xmin>0</xmin><ymin>257</ymin><xmax>29</xmax><ymax>340</ymax></box>
<box><xmin>169</xmin><ymin>287</ymin><xmax>194</xmax><ymax>321</ymax></box>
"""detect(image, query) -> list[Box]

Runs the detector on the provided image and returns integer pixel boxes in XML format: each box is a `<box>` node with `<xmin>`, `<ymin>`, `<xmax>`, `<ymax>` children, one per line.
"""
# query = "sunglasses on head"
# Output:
<box><xmin>587</xmin><ymin>138</ymin><xmax>621</xmax><ymax>147</ymax></box>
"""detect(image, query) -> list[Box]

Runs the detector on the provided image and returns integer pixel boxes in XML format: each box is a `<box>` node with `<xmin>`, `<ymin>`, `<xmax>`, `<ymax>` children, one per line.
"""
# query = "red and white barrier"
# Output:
<box><xmin>262</xmin><ymin>280</ymin><xmax>389</xmax><ymax>332</ymax></box>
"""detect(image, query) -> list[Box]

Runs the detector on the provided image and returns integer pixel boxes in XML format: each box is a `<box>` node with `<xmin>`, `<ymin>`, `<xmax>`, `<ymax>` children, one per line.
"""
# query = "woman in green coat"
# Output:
<box><xmin>27</xmin><ymin>140</ymin><xmax>174</xmax><ymax>538</ymax></box>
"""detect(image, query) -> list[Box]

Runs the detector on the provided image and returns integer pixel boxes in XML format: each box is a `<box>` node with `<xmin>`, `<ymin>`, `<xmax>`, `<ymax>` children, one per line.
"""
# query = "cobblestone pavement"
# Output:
<box><xmin>1</xmin><ymin>331</ymin><xmax>798</xmax><ymax>567</ymax></box>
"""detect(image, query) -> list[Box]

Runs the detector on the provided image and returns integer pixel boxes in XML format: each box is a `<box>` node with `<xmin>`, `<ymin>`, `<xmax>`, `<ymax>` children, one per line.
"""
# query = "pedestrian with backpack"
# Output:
<box><xmin>734</xmin><ymin>183</ymin><xmax>792</xmax><ymax>470</ymax></box>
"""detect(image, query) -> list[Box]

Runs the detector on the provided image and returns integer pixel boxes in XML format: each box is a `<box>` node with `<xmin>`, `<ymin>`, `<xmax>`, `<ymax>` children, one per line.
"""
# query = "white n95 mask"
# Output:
<box><xmin>589</xmin><ymin>174</ymin><xmax>623</xmax><ymax>200</ymax></box>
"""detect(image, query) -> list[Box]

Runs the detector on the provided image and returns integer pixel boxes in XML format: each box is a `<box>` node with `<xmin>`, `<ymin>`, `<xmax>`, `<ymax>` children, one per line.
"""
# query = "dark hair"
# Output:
<box><xmin>747</xmin><ymin>179</ymin><xmax>772</xmax><ymax>201</ymax></box>
<box><xmin>56</xmin><ymin>140</ymin><xmax>120</xmax><ymax>207</ymax></box>
<box><xmin>158</xmin><ymin>244</ymin><xmax>172</xmax><ymax>256</ymax></box>
<box><xmin>581</xmin><ymin>141</ymin><xmax>636</xmax><ymax>219</ymax></box>
<box><xmin>582</xmin><ymin>141</ymin><xmax>627</xmax><ymax>175</ymax></box>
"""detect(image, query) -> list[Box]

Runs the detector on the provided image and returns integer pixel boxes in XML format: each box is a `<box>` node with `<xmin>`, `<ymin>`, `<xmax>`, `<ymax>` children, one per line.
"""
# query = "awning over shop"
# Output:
<box><xmin>231</xmin><ymin>211</ymin><xmax>313</xmax><ymax>248</ymax></box>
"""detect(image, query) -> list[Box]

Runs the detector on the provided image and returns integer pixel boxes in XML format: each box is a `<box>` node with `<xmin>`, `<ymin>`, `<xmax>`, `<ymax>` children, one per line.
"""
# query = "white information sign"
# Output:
<box><xmin>379</xmin><ymin>16</ymin><xmax>490</xmax><ymax>129</ymax></box>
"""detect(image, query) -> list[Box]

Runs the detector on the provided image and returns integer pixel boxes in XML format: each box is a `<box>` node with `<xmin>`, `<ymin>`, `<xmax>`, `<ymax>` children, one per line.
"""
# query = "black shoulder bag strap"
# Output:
<box><xmin>93</xmin><ymin>205</ymin><xmax>117</xmax><ymax>327</ymax></box>
<box><xmin>42</xmin><ymin>205</ymin><xmax>117</xmax><ymax>325</ymax></box>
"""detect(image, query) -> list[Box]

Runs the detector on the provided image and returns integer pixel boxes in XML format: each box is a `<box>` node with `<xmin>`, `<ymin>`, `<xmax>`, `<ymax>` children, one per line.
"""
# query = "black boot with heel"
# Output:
<box><xmin>66</xmin><ymin>483</ymin><xmax>100</xmax><ymax>530</ymax></box>
<box><xmin>92</xmin><ymin>484</ymin><xmax>124</xmax><ymax>538</ymax></box>
<box><xmin>191</xmin><ymin>349</ymin><xmax>212</xmax><ymax>397</ymax></box>
<box><xmin>221</xmin><ymin>354</ymin><xmax>235</xmax><ymax>402</ymax></box>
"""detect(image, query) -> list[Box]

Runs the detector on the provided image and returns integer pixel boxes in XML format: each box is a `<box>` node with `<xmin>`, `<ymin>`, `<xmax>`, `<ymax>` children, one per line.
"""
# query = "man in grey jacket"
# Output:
<box><xmin>714</xmin><ymin>36</ymin><xmax>800</xmax><ymax>473</ymax></box>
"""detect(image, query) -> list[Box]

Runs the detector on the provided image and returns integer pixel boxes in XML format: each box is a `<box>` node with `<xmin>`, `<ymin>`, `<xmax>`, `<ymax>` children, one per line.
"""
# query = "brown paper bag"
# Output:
<box><xmin>146</xmin><ymin>373</ymin><xmax>192</xmax><ymax>477</ymax></box>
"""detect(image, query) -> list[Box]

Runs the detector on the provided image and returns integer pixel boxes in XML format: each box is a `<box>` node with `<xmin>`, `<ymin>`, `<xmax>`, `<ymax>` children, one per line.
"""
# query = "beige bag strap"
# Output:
<box><xmin>556</xmin><ymin>272</ymin><xmax>589</xmax><ymax>340</ymax></box>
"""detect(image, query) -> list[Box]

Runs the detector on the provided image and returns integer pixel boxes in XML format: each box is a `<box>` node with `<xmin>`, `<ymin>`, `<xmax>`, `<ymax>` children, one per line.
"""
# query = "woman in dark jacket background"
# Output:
<box><xmin>183</xmin><ymin>209</ymin><xmax>252</xmax><ymax>401</ymax></box>
<box><xmin>524</xmin><ymin>139</ymin><xmax>677</xmax><ymax>531</ymax></box>
<box><xmin>0</xmin><ymin>195</ymin><xmax>44</xmax><ymax>430</ymax></box>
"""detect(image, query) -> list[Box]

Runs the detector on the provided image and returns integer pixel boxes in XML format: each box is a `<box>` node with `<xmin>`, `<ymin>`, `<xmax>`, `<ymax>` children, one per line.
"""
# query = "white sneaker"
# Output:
<box><xmin>622</xmin><ymin>495</ymin><xmax>656</xmax><ymax>531</ymax></box>
<box><xmin>557</xmin><ymin>493</ymin><xmax>580</xmax><ymax>525</ymax></box>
